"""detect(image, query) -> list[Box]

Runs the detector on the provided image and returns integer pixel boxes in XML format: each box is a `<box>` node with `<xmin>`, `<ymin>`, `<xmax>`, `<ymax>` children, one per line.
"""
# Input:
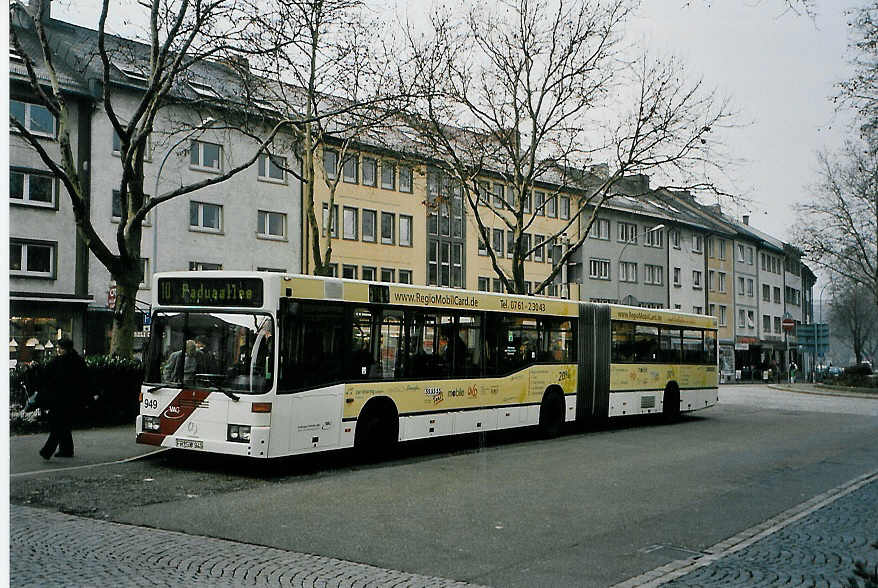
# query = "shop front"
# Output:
<box><xmin>10</xmin><ymin>293</ymin><xmax>91</xmax><ymax>368</ymax></box>
<box><xmin>734</xmin><ymin>336</ymin><xmax>762</xmax><ymax>382</ymax></box>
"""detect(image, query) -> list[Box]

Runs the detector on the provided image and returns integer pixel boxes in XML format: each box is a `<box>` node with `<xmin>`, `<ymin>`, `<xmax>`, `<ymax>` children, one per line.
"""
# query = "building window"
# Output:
<box><xmin>428</xmin><ymin>241</ymin><xmax>438</xmax><ymax>285</ymax></box>
<box><xmin>590</xmin><ymin>218</ymin><xmax>610</xmax><ymax>240</ymax></box>
<box><xmin>737</xmin><ymin>244</ymin><xmax>745</xmax><ymax>262</ymax></box>
<box><xmin>692</xmin><ymin>270</ymin><xmax>702</xmax><ymax>289</ymax></box>
<box><xmin>399</xmin><ymin>165</ymin><xmax>413</xmax><ymax>193</ymax></box>
<box><xmin>737</xmin><ymin>276</ymin><xmax>745</xmax><ymax>296</ymax></box>
<box><xmin>709</xmin><ymin>303</ymin><xmax>716</xmax><ymax>317</ymax></box>
<box><xmin>507</xmin><ymin>231</ymin><xmax>515</xmax><ymax>259</ymax></box>
<box><xmin>774</xmin><ymin>316</ymin><xmax>781</xmax><ymax>332</ymax></box>
<box><xmin>10</xmin><ymin>169</ymin><xmax>56</xmax><ymax>207</ymax></box>
<box><xmin>589</xmin><ymin>259</ymin><xmax>611</xmax><ymax>280</ymax></box>
<box><xmin>619</xmin><ymin>261</ymin><xmax>637</xmax><ymax>283</ymax></box>
<box><xmin>535</xmin><ymin>191</ymin><xmax>545</xmax><ymax>216</ymax></box>
<box><xmin>380</xmin><ymin>268</ymin><xmax>395</xmax><ymax>283</ymax></box>
<box><xmin>189</xmin><ymin>201</ymin><xmax>222</xmax><ymax>232</ymax></box>
<box><xmin>763</xmin><ymin>284</ymin><xmax>770</xmax><ymax>301</ymax></box>
<box><xmin>763</xmin><ymin>315</ymin><xmax>771</xmax><ymax>332</ymax></box>
<box><xmin>718</xmin><ymin>239</ymin><xmax>726</xmax><ymax>260</ymax></box>
<box><xmin>362</xmin><ymin>157</ymin><xmax>377</xmax><ymax>186</ymax></box>
<box><xmin>343</xmin><ymin>207</ymin><xmax>359</xmax><ymax>240</ymax></box>
<box><xmin>452</xmin><ymin>243</ymin><xmax>463</xmax><ymax>287</ymax></box>
<box><xmin>190</xmin><ymin>140</ymin><xmax>221</xmax><ymax>171</ymax></box>
<box><xmin>709</xmin><ymin>270</ymin><xmax>716</xmax><ymax>291</ymax></box>
<box><xmin>10</xmin><ymin>99</ymin><xmax>56</xmax><ymax>137</ymax></box>
<box><xmin>747</xmin><ymin>247</ymin><xmax>754</xmax><ymax>265</ymax></box>
<box><xmin>493</xmin><ymin>184</ymin><xmax>505</xmax><ymax>208</ymax></box>
<box><xmin>774</xmin><ymin>287</ymin><xmax>781</xmax><ymax>304</ymax></box>
<box><xmin>747</xmin><ymin>278</ymin><xmax>754</xmax><ymax>297</ymax></box>
<box><xmin>670</xmin><ymin>229</ymin><xmax>680</xmax><ymax>249</ymax></box>
<box><xmin>719</xmin><ymin>305</ymin><xmax>727</xmax><ymax>326</ymax></box>
<box><xmin>381</xmin><ymin>212</ymin><xmax>395</xmax><ymax>244</ymax></box>
<box><xmin>476</xmin><ymin>181</ymin><xmax>491</xmax><ymax>206</ymax></box>
<box><xmin>492</xmin><ymin>229</ymin><xmax>504</xmax><ymax>257</ymax></box>
<box><xmin>534</xmin><ymin>234</ymin><xmax>545</xmax><ymax>262</ymax></box>
<box><xmin>328</xmin><ymin>263</ymin><xmax>338</xmax><ymax>277</ymax></box>
<box><xmin>747</xmin><ymin>310</ymin><xmax>755</xmax><ymax>328</ymax></box>
<box><xmin>492</xmin><ymin>278</ymin><xmax>502</xmax><ymax>293</ymax></box>
<box><xmin>257</xmin><ymin>210</ymin><xmax>286</xmax><ymax>239</ymax></box>
<box><xmin>718</xmin><ymin>272</ymin><xmax>727</xmax><ymax>292</ymax></box>
<box><xmin>546</xmin><ymin>194</ymin><xmax>557</xmax><ymax>218</ymax></box>
<box><xmin>618</xmin><ymin>222</ymin><xmax>637</xmax><ymax>243</ymax></box>
<box><xmin>559</xmin><ymin>195</ymin><xmax>570</xmax><ymax>220</ymax></box>
<box><xmin>692</xmin><ymin>235</ymin><xmax>703</xmax><ymax>253</ymax></box>
<box><xmin>342</xmin><ymin>155</ymin><xmax>358</xmax><ymax>184</ymax></box>
<box><xmin>10</xmin><ymin>239</ymin><xmax>55</xmax><ymax>278</ymax></box>
<box><xmin>522</xmin><ymin>190</ymin><xmax>532</xmax><ymax>214</ymax></box>
<box><xmin>258</xmin><ymin>153</ymin><xmax>286</xmax><ymax>182</ymax></box>
<box><xmin>189</xmin><ymin>261</ymin><xmax>223</xmax><ymax>271</ymax></box>
<box><xmin>673</xmin><ymin>267</ymin><xmax>681</xmax><ymax>286</ymax></box>
<box><xmin>322</xmin><ymin>203</ymin><xmax>338</xmax><ymax>238</ymax></box>
<box><xmin>645</xmin><ymin>264</ymin><xmax>663</xmax><ymax>285</ymax></box>
<box><xmin>323</xmin><ymin>149</ymin><xmax>338</xmax><ymax>180</ymax></box>
<box><xmin>399</xmin><ymin>215</ymin><xmax>413</xmax><ymax>247</ymax></box>
<box><xmin>478</xmin><ymin>237</ymin><xmax>488</xmax><ymax>256</ymax></box>
<box><xmin>362</xmin><ymin>209</ymin><xmax>377</xmax><ymax>242</ymax></box>
<box><xmin>693</xmin><ymin>306</ymin><xmax>703</xmax><ymax>315</ymax></box>
<box><xmin>478</xmin><ymin>277</ymin><xmax>490</xmax><ymax>292</ymax></box>
<box><xmin>342</xmin><ymin>264</ymin><xmax>358</xmax><ymax>279</ymax></box>
<box><xmin>381</xmin><ymin>161</ymin><xmax>395</xmax><ymax>190</ymax></box>
<box><xmin>708</xmin><ymin>238</ymin><xmax>715</xmax><ymax>258</ymax></box>
<box><xmin>257</xmin><ymin>267</ymin><xmax>286</xmax><ymax>273</ymax></box>
<box><xmin>644</xmin><ymin>226</ymin><xmax>663</xmax><ymax>248</ymax></box>
<box><xmin>362</xmin><ymin>266</ymin><xmax>376</xmax><ymax>281</ymax></box>
<box><xmin>398</xmin><ymin>269</ymin><xmax>412</xmax><ymax>284</ymax></box>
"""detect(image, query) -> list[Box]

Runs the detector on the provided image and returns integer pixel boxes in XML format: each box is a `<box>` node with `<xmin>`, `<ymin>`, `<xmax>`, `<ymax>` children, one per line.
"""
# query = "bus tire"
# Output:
<box><xmin>663</xmin><ymin>383</ymin><xmax>681</xmax><ymax>422</ymax></box>
<box><xmin>538</xmin><ymin>388</ymin><xmax>565</xmax><ymax>438</ymax></box>
<box><xmin>354</xmin><ymin>399</ymin><xmax>398</xmax><ymax>460</ymax></box>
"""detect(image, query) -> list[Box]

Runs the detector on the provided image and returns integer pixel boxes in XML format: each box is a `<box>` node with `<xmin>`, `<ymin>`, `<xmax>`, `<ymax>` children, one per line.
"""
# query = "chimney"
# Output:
<box><xmin>742</xmin><ymin>214</ymin><xmax>749</xmax><ymax>225</ymax></box>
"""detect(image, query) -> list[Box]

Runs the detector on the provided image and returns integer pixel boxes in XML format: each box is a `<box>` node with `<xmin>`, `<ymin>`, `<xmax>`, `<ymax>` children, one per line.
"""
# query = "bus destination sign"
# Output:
<box><xmin>158</xmin><ymin>277</ymin><xmax>263</xmax><ymax>307</ymax></box>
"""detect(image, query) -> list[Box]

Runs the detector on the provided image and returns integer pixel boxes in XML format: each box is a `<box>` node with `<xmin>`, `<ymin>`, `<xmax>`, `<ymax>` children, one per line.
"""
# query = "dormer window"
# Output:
<box><xmin>120</xmin><ymin>67</ymin><xmax>149</xmax><ymax>84</ymax></box>
<box><xmin>189</xmin><ymin>80</ymin><xmax>222</xmax><ymax>100</ymax></box>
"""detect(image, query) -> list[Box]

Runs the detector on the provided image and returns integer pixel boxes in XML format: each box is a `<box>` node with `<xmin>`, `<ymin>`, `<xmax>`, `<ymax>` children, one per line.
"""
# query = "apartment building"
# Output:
<box><xmin>10</xmin><ymin>3</ymin><xmax>302</xmax><ymax>355</ymax></box>
<box><xmin>10</xmin><ymin>8</ymin><xmax>93</xmax><ymax>362</ymax></box>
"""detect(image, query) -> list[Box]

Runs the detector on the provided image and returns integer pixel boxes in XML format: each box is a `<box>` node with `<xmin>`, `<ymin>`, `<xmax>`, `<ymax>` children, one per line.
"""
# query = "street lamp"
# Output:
<box><xmin>152</xmin><ymin>117</ymin><xmax>216</xmax><ymax>276</ymax></box>
<box><xmin>617</xmin><ymin>223</ymin><xmax>665</xmax><ymax>305</ymax></box>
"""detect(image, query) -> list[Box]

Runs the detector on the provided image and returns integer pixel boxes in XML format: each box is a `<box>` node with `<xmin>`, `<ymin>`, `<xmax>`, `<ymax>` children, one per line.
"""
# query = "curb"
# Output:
<box><xmin>612</xmin><ymin>469</ymin><xmax>878</xmax><ymax>587</ymax></box>
<box><xmin>766</xmin><ymin>384</ymin><xmax>878</xmax><ymax>399</ymax></box>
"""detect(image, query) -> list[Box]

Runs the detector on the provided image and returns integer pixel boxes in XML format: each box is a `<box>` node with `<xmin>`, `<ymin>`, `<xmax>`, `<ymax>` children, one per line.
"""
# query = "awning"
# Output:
<box><xmin>11</xmin><ymin>292</ymin><xmax>93</xmax><ymax>304</ymax></box>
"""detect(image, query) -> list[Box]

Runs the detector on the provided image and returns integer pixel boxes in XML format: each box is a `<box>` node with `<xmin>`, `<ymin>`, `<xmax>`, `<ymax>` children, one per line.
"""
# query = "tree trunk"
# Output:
<box><xmin>109</xmin><ymin>277</ymin><xmax>140</xmax><ymax>358</ymax></box>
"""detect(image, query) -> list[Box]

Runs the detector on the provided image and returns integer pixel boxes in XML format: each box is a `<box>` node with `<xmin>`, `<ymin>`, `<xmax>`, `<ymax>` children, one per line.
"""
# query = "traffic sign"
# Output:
<box><xmin>782</xmin><ymin>318</ymin><xmax>796</xmax><ymax>331</ymax></box>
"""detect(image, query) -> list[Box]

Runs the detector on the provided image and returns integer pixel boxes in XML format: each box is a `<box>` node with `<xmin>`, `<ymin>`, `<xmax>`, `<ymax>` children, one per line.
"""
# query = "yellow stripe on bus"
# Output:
<box><xmin>609</xmin><ymin>306</ymin><xmax>717</xmax><ymax>329</ymax></box>
<box><xmin>343</xmin><ymin>364</ymin><xmax>578</xmax><ymax>419</ymax></box>
<box><xmin>610</xmin><ymin>363</ymin><xmax>718</xmax><ymax>391</ymax></box>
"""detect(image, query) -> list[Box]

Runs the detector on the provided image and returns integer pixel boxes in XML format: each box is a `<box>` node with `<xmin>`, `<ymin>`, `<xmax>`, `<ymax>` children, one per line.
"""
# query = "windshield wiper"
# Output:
<box><xmin>219</xmin><ymin>389</ymin><xmax>240</xmax><ymax>401</ymax></box>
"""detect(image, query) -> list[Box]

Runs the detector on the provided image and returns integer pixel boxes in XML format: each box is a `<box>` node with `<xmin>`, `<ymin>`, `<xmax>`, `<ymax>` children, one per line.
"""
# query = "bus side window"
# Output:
<box><xmin>454</xmin><ymin>314</ymin><xmax>481</xmax><ymax>378</ymax></box>
<box><xmin>351</xmin><ymin>308</ymin><xmax>374</xmax><ymax>379</ymax></box>
<box><xmin>376</xmin><ymin>310</ymin><xmax>404</xmax><ymax>379</ymax></box>
<box><xmin>682</xmin><ymin>329</ymin><xmax>703</xmax><ymax>364</ymax></box>
<box><xmin>659</xmin><ymin>328</ymin><xmax>682</xmax><ymax>363</ymax></box>
<box><xmin>612</xmin><ymin>321</ymin><xmax>635</xmax><ymax>362</ymax></box>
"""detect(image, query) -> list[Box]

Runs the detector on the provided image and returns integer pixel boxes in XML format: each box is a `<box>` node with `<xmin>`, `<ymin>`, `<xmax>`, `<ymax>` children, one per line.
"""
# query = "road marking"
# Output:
<box><xmin>613</xmin><ymin>468</ymin><xmax>878</xmax><ymax>587</ymax></box>
<box><xmin>10</xmin><ymin>448</ymin><xmax>169</xmax><ymax>478</ymax></box>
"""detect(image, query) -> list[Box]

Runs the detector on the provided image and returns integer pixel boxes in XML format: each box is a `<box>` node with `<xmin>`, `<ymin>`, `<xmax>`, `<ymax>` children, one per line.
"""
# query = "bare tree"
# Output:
<box><xmin>403</xmin><ymin>0</ymin><xmax>733</xmax><ymax>294</ymax></box>
<box><xmin>838</xmin><ymin>2</ymin><xmax>878</xmax><ymax>143</ymax></box>
<box><xmin>794</xmin><ymin>141</ymin><xmax>878</xmax><ymax>310</ymax></box>
<box><xmin>829</xmin><ymin>277</ymin><xmax>878</xmax><ymax>365</ymax></box>
<box><xmin>254</xmin><ymin>0</ymin><xmax>412</xmax><ymax>276</ymax></box>
<box><xmin>9</xmin><ymin>0</ymin><xmax>307</xmax><ymax>357</ymax></box>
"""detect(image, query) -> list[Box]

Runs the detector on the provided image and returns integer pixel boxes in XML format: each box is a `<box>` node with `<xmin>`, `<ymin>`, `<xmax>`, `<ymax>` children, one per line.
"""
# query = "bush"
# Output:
<box><xmin>846</xmin><ymin>363</ymin><xmax>873</xmax><ymax>377</ymax></box>
<box><xmin>9</xmin><ymin>355</ymin><xmax>144</xmax><ymax>434</ymax></box>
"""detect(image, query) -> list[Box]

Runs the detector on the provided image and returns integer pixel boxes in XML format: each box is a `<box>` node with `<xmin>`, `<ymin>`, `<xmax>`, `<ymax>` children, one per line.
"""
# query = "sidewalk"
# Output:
<box><xmin>9</xmin><ymin>424</ymin><xmax>164</xmax><ymax>476</ymax></box>
<box><xmin>768</xmin><ymin>382</ymin><xmax>878</xmax><ymax>399</ymax></box>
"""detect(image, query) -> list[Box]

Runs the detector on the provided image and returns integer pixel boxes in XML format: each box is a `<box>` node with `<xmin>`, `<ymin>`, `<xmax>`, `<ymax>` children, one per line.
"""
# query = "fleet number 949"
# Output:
<box><xmin>143</xmin><ymin>398</ymin><xmax>158</xmax><ymax>410</ymax></box>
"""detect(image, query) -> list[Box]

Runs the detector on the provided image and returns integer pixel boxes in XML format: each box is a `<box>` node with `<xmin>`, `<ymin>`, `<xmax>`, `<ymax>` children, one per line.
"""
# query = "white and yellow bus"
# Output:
<box><xmin>137</xmin><ymin>272</ymin><xmax>718</xmax><ymax>458</ymax></box>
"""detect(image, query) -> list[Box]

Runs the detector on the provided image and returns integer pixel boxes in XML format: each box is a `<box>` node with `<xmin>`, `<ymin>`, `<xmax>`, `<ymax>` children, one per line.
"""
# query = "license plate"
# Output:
<box><xmin>176</xmin><ymin>439</ymin><xmax>203</xmax><ymax>449</ymax></box>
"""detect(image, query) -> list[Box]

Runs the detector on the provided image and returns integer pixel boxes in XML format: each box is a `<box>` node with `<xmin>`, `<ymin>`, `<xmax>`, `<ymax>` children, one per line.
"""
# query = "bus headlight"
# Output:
<box><xmin>228</xmin><ymin>425</ymin><xmax>251</xmax><ymax>443</ymax></box>
<box><xmin>143</xmin><ymin>416</ymin><xmax>161</xmax><ymax>432</ymax></box>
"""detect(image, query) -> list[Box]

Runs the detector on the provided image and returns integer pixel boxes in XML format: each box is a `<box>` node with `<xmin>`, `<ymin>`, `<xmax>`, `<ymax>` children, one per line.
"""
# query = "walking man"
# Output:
<box><xmin>38</xmin><ymin>337</ymin><xmax>88</xmax><ymax>459</ymax></box>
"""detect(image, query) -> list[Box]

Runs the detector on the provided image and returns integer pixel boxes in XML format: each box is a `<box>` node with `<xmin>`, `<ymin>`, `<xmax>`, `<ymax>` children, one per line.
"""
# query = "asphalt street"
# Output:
<box><xmin>9</xmin><ymin>384</ymin><xmax>878</xmax><ymax>587</ymax></box>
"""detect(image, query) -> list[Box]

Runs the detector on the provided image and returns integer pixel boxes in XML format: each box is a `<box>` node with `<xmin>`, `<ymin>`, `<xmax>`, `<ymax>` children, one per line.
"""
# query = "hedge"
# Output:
<box><xmin>9</xmin><ymin>355</ymin><xmax>144</xmax><ymax>434</ymax></box>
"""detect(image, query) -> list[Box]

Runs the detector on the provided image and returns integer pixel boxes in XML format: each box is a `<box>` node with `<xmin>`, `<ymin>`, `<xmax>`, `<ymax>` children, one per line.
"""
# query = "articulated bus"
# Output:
<box><xmin>137</xmin><ymin>271</ymin><xmax>718</xmax><ymax>458</ymax></box>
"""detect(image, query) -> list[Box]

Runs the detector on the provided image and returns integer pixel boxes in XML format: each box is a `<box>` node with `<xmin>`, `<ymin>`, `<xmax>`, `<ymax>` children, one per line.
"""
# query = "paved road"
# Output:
<box><xmin>9</xmin><ymin>385</ymin><xmax>878</xmax><ymax>586</ymax></box>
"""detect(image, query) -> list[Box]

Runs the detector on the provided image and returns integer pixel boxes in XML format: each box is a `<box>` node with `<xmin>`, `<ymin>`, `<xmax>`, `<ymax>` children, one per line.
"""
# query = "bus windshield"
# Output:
<box><xmin>144</xmin><ymin>311</ymin><xmax>274</xmax><ymax>394</ymax></box>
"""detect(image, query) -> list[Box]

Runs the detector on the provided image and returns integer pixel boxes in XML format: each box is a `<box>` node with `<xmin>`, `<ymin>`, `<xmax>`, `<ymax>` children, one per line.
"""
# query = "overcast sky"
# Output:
<box><xmin>49</xmin><ymin>0</ymin><xmax>862</xmax><ymax>247</ymax></box>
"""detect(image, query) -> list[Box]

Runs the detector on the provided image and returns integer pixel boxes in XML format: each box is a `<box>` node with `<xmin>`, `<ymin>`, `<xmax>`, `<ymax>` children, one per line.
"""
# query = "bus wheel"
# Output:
<box><xmin>663</xmin><ymin>383</ymin><xmax>681</xmax><ymax>422</ymax></box>
<box><xmin>354</xmin><ymin>400</ymin><xmax>398</xmax><ymax>460</ymax></box>
<box><xmin>538</xmin><ymin>389</ymin><xmax>565</xmax><ymax>438</ymax></box>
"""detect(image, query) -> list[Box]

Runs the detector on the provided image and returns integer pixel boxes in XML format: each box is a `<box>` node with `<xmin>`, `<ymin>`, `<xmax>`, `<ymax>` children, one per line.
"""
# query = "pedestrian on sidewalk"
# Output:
<box><xmin>38</xmin><ymin>337</ymin><xmax>88</xmax><ymax>460</ymax></box>
<box><xmin>789</xmin><ymin>361</ymin><xmax>798</xmax><ymax>384</ymax></box>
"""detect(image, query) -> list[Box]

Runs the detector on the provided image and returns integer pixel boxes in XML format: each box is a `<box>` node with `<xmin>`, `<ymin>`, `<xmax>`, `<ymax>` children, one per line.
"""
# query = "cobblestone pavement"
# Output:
<box><xmin>619</xmin><ymin>472</ymin><xmax>878</xmax><ymax>587</ymax></box>
<box><xmin>10</xmin><ymin>505</ymin><xmax>482</xmax><ymax>588</ymax></box>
